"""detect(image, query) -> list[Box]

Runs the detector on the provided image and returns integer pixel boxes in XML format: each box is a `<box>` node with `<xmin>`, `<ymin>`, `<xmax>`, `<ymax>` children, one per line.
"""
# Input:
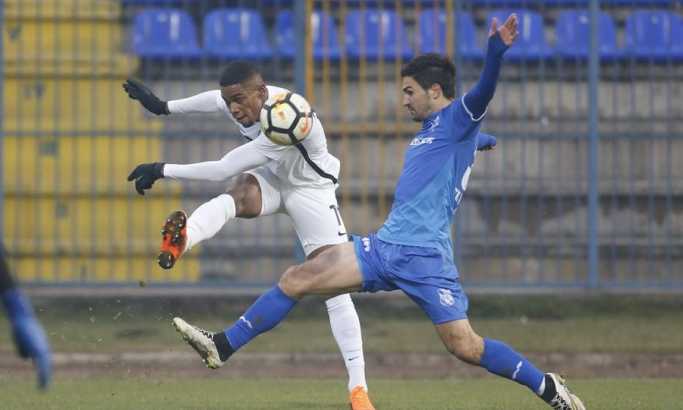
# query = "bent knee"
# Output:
<box><xmin>228</xmin><ymin>174</ymin><xmax>261</xmax><ymax>218</ymax></box>
<box><xmin>278</xmin><ymin>265</ymin><xmax>313</xmax><ymax>298</ymax></box>
<box><xmin>446</xmin><ymin>334</ymin><xmax>484</xmax><ymax>365</ymax></box>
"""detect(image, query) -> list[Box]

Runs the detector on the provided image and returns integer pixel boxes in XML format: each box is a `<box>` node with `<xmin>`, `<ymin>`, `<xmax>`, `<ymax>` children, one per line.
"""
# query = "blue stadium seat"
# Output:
<box><xmin>260</xmin><ymin>1</ymin><xmax>460</xmax><ymax>7</ymax></box>
<box><xmin>122</xmin><ymin>0</ymin><xmax>185</xmax><ymax>4</ymax></box>
<box><xmin>470</xmin><ymin>0</ymin><xmax>593</xmax><ymax>6</ymax></box>
<box><xmin>275</xmin><ymin>10</ymin><xmax>341</xmax><ymax>60</ymax></box>
<box><xmin>486</xmin><ymin>10</ymin><xmax>551</xmax><ymax>61</ymax></box>
<box><xmin>131</xmin><ymin>9</ymin><xmax>201</xmax><ymax>58</ymax></box>
<box><xmin>601</xmin><ymin>0</ymin><xmax>673</xmax><ymax>5</ymax></box>
<box><xmin>555</xmin><ymin>10</ymin><xmax>620</xmax><ymax>61</ymax></box>
<box><xmin>473</xmin><ymin>0</ymin><xmax>673</xmax><ymax>4</ymax></box>
<box><xmin>203</xmin><ymin>8</ymin><xmax>272</xmax><ymax>59</ymax></box>
<box><xmin>344</xmin><ymin>9</ymin><xmax>413</xmax><ymax>60</ymax></box>
<box><xmin>417</xmin><ymin>10</ymin><xmax>484</xmax><ymax>60</ymax></box>
<box><xmin>259</xmin><ymin>0</ymin><xmax>293</xmax><ymax>5</ymax></box>
<box><xmin>624</xmin><ymin>10</ymin><xmax>683</xmax><ymax>61</ymax></box>
<box><xmin>539</xmin><ymin>0</ymin><xmax>588</xmax><ymax>4</ymax></box>
<box><xmin>231</xmin><ymin>0</ymin><xmax>676</xmax><ymax>5</ymax></box>
<box><xmin>471</xmin><ymin>0</ymin><xmax>553</xmax><ymax>5</ymax></box>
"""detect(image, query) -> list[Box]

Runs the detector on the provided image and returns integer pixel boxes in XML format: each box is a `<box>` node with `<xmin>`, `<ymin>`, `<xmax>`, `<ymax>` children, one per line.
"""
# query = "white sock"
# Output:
<box><xmin>325</xmin><ymin>293</ymin><xmax>367</xmax><ymax>392</ymax></box>
<box><xmin>185</xmin><ymin>194</ymin><xmax>236</xmax><ymax>251</ymax></box>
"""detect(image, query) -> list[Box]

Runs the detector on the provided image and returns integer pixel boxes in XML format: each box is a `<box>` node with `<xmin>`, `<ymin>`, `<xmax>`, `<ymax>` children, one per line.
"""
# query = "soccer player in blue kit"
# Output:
<box><xmin>0</xmin><ymin>245</ymin><xmax>52</xmax><ymax>389</ymax></box>
<box><xmin>173</xmin><ymin>14</ymin><xmax>585</xmax><ymax>409</ymax></box>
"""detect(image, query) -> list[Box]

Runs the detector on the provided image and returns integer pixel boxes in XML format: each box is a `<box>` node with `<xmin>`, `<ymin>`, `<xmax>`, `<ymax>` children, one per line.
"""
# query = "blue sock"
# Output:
<box><xmin>224</xmin><ymin>286</ymin><xmax>297</xmax><ymax>351</ymax></box>
<box><xmin>480</xmin><ymin>338</ymin><xmax>545</xmax><ymax>394</ymax></box>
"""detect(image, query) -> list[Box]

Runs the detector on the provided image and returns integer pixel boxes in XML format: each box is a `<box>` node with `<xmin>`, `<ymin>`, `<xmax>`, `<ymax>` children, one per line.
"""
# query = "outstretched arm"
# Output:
<box><xmin>164</xmin><ymin>141</ymin><xmax>269</xmax><ymax>181</ymax></box>
<box><xmin>463</xmin><ymin>14</ymin><xmax>518</xmax><ymax>121</ymax></box>
<box><xmin>127</xmin><ymin>141</ymin><xmax>270</xmax><ymax>195</ymax></box>
<box><xmin>166</xmin><ymin>90</ymin><xmax>224</xmax><ymax>115</ymax></box>
<box><xmin>123</xmin><ymin>79</ymin><xmax>223</xmax><ymax>115</ymax></box>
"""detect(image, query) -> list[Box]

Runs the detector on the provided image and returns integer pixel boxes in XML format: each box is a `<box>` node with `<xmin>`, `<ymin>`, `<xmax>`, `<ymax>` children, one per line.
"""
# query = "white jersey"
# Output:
<box><xmin>168</xmin><ymin>85</ymin><xmax>339</xmax><ymax>189</ymax></box>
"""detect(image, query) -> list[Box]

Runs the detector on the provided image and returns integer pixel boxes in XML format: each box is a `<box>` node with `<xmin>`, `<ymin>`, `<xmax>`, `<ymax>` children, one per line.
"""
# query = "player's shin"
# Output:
<box><xmin>326</xmin><ymin>293</ymin><xmax>367</xmax><ymax>392</ymax></box>
<box><xmin>185</xmin><ymin>194</ymin><xmax>236</xmax><ymax>251</ymax></box>
<box><xmin>222</xmin><ymin>285</ymin><xmax>297</xmax><ymax>353</ymax></box>
<box><xmin>480</xmin><ymin>338</ymin><xmax>545</xmax><ymax>394</ymax></box>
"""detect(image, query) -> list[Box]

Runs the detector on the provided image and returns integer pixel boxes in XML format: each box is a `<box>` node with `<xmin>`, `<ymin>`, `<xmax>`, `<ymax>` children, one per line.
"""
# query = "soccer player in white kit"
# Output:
<box><xmin>124</xmin><ymin>61</ymin><xmax>375</xmax><ymax>410</ymax></box>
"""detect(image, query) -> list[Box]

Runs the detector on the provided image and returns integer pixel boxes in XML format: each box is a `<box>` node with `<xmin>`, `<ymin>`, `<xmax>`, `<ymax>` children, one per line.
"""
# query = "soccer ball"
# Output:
<box><xmin>260</xmin><ymin>92</ymin><xmax>314</xmax><ymax>145</ymax></box>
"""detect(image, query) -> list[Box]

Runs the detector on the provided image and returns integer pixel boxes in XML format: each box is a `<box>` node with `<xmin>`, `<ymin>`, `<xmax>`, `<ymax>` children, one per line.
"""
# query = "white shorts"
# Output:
<box><xmin>246</xmin><ymin>166</ymin><xmax>348</xmax><ymax>256</ymax></box>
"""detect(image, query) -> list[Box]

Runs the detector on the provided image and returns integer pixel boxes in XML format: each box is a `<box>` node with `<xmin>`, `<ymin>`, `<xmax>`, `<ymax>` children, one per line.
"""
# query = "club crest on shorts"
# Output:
<box><xmin>361</xmin><ymin>237</ymin><xmax>371</xmax><ymax>252</ymax></box>
<box><xmin>438</xmin><ymin>288</ymin><xmax>455</xmax><ymax>307</ymax></box>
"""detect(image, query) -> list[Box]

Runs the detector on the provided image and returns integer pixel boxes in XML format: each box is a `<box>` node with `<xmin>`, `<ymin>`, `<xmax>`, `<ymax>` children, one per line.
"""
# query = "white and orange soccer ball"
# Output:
<box><xmin>260</xmin><ymin>92</ymin><xmax>314</xmax><ymax>145</ymax></box>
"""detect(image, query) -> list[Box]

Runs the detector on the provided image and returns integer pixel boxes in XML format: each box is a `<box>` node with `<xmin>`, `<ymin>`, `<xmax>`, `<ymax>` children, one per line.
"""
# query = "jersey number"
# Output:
<box><xmin>330</xmin><ymin>205</ymin><xmax>347</xmax><ymax>236</ymax></box>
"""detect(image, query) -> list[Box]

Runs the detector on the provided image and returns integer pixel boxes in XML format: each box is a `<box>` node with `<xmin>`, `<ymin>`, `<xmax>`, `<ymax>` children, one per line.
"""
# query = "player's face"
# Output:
<box><xmin>401</xmin><ymin>76</ymin><xmax>431</xmax><ymax>122</ymax></box>
<box><xmin>221</xmin><ymin>77</ymin><xmax>267</xmax><ymax>127</ymax></box>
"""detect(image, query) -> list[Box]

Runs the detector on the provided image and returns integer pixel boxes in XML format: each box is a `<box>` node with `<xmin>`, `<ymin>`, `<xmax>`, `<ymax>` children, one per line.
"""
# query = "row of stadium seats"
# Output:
<box><xmin>131</xmin><ymin>8</ymin><xmax>683</xmax><ymax>61</ymax></box>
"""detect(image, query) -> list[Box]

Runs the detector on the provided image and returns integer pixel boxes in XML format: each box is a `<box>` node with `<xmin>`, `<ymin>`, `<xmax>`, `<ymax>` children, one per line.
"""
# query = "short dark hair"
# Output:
<box><xmin>219</xmin><ymin>61</ymin><xmax>261</xmax><ymax>87</ymax></box>
<box><xmin>400</xmin><ymin>54</ymin><xmax>456</xmax><ymax>99</ymax></box>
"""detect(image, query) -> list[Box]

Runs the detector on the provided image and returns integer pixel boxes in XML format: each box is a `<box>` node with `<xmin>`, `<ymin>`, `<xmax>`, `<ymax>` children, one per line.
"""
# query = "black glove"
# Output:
<box><xmin>127</xmin><ymin>162</ymin><xmax>165</xmax><ymax>195</ymax></box>
<box><xmin>122</xmin><ymin>78</ymin><xmax>169</xmax><ymax>115</ymax></box>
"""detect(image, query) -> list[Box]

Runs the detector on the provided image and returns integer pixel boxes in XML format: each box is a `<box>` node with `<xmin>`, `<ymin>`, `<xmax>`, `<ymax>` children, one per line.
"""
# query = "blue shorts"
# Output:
<box><xmin>353</xmin><ymin>233</ymin><xmax>469</xmax><ymax>324</ymax></box>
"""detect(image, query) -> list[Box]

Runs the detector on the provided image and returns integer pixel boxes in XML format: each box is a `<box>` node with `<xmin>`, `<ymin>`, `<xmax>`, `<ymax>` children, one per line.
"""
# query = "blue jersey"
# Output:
<box><xmin>377</xmin><ymin>97</ymin><xmax>482</xmax><ymax>264</ymax></box>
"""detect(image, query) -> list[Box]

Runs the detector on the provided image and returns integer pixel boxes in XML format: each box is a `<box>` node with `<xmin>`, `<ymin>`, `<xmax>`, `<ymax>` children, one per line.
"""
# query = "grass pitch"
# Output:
<box><xmin>0</xmin><ymin>376</ymin><xmax>680</xmax><ymax>409</ymax></box>
<box><xmin>2</xmin><ymin>295</ymin><xmax>682</xmax><ymax>354</ymax></box>
<box><xmin>0</xmin><ymin>295</ymin><xmax>680</xmax><ymax>409</ymax></box>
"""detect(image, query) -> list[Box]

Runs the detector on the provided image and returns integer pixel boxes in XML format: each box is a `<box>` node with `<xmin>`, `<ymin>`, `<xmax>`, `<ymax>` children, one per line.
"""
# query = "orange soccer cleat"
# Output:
<box><xmin>349</xmin><ymin>386</ymin><xmax>376</xmax><ymax>410</ymax></box>
<box><xmin>157</xmin><ymin>210</ymin><xmax>188</xmax><ymax>269</ymax></box>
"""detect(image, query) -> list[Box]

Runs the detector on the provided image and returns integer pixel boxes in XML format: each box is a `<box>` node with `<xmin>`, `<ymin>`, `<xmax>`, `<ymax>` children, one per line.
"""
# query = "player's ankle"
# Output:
<box><xmin>539</xmin><ymin>374</ymin><xmax>557</xmax><ymax>402</ymax></box>
<box><xmin>212</xmin><ymin>331</ymin><xmax>234</xmax><ymax>362</ymax></box>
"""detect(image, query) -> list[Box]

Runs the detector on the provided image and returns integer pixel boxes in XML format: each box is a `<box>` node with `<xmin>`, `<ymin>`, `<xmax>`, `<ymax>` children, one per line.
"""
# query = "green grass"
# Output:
<box><xmin>1</xmin><ymin>311</ymin><xmax>681</xmax><ymax>354</ymax></box>
<box><xmin>0</xmin><ymin>376</ymin><xmax>680</xmax><ymax>409</ymax></box>
<box><xmin>2</xmin><ymin>294</ymin><xmax>683</xmax><ymax>354</ymax></box>
<box><xmin>0</xmin><ymin>296</ymin><xmax>680</xmax><ymax>409</ymax></box>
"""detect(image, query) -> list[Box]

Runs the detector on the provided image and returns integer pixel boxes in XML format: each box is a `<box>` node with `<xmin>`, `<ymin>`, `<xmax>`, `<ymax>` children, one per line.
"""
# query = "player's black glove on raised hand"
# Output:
<box><xmin>127</xmin><ymin>162</ymin><xmax>165</xmax><ymax>195</ymax></box>
<box><xmin>122</xmin><ymin>78</ymin><xmax>169</xmax><ymax>115</ymax></box>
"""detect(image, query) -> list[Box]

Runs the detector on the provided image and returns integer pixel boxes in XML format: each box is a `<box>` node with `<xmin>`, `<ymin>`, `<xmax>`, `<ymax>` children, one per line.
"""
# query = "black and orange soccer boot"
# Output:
<box><xmin>158</xmin><ymin>210</ymin><xmax>187</xmax><ymax>269</ymax></box>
